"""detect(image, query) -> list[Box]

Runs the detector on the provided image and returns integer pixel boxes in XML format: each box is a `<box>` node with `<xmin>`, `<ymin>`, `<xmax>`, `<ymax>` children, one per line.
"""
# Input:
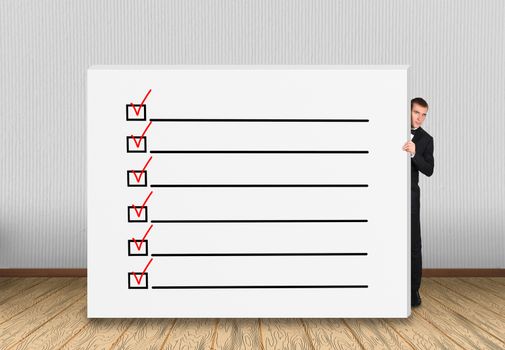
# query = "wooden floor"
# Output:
<box><xmin>0</xmin><ymin>277</ymin><xmax>504</xmax><ymax>349</ymax></box>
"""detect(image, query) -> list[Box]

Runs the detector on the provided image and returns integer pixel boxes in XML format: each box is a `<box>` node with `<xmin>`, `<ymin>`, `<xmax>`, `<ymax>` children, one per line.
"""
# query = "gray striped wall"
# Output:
<box><xmin>0</xmin><ymin>0</ymin><xmax>503</xmax><ymax>268</ymax></box>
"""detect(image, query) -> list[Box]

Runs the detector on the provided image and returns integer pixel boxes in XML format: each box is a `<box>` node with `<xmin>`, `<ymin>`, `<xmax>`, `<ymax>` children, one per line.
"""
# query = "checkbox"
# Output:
<box><xmin>128</xmin><ymin>239</ymin><xmax>148</xmax><ymax>256</ymax></box>
<box><xmin>128</xmin><ymin>206</ymin><xmax>148</xmax><ymax>222</ymax></box>
<box><xmin>126</xmin><ymin>104</ymin><xmax>147</xmax><ymax>121</ymax></box>
<box><xmin>126</xmin><ymin>136</ymin><xmax>147</xmax><ymax>153</ymax></box>
<box><xmin>127</xmin><ymin>170</ymin><xmax>148</xmax><ymax>187</ymax></box>
<box><xmin>128</xmin><ymin>272</ymin><xmax>148</xmax><ymax>289</ymax></box>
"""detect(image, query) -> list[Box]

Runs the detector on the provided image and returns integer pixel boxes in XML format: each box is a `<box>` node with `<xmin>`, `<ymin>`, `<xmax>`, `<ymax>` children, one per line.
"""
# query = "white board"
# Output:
<box><xmin>87</xmin><ymin>65</ymin><xmax>410</xmax><ymax>317</ymax></box>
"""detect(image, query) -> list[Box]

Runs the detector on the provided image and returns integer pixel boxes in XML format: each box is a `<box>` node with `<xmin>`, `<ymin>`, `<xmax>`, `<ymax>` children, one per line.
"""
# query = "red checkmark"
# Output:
<box><xmin>132</xmin><ymin>191</ymin><xmax>153</xmax><ymax>218</ymax></box>
<box><xmin>132</xmin><ymin>224</ymin><xmax>154</xmax><ymax>251</ymax></box>
<box><xmin>131</xmin><ymin>156</ymin><xmax>153</xmax><ymax>183</ymax></box>
<box><xmin>130</xmin><ymin>89</ymin><xmax>152</xmax><ymax>116</ymax></box>
<box><xmin>131</xmin><ymin>258</ymin><xmax>153</xmax><ymax>285</ymax></box>
<box><xmin>130</xmin><ymin>121</ymin><xmax>152</xmax><ymax>148</ymax></box>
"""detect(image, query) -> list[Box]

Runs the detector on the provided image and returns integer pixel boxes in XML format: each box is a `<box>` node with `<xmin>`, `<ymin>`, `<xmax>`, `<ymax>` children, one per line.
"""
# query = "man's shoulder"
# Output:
<box><xmin>419</xmin><ymin>127</ymin><xmax>434</xmax><ymax>141</ymax></box>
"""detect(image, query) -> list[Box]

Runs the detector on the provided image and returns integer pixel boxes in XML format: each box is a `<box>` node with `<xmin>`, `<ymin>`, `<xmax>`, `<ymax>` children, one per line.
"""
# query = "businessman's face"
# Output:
<box><xmin>411</xmin><ymin>103</ymin><xmax>428</xmax><ymax>128</ymax></box>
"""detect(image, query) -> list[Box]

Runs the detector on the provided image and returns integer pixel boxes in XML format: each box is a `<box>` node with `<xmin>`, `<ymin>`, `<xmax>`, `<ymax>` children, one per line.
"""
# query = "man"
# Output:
<box><xmin>402</xmin><ymin>97</ymin><xmax>434</xmax><ymax>307</ymax></box>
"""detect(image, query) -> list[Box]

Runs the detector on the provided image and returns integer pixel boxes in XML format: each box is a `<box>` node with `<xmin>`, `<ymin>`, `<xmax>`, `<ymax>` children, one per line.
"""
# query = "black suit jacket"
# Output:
<box><xmin>411</xmin><ymin>127</ymin><xmax>434</xmax><ymax>189</ymax></box>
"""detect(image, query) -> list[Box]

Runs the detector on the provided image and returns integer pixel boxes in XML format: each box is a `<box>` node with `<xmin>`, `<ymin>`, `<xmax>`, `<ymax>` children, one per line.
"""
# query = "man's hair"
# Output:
<box><xmin>411</xmin><ymin>97</ymin><xmax>429</xmax><ymax>111</ymax></box>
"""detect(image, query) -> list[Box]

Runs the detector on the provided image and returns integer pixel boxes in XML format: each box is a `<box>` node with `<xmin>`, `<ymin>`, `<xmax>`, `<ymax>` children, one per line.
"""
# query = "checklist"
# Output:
<box><xmin>87</xmin><ymin>65</ymin><xmax>410</xmax><ymax>317</ymax></box>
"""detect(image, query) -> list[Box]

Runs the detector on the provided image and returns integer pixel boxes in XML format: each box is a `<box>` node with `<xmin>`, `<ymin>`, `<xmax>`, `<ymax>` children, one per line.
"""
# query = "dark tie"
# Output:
<box><xmin>411</xmin><ymin>129</ymin><xmax>417</xmax><ymax>135</ymax></box>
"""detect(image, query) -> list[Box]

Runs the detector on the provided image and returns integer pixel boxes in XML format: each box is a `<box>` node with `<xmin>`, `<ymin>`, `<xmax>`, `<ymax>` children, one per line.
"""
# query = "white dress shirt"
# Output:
<box><xmin>410</xmin><ymin>127</ymin><xmax>418</xmax><ymax>158</ymax></box>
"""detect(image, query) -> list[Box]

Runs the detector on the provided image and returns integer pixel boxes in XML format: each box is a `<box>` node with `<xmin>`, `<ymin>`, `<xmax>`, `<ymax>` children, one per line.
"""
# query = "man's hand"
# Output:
<box><xmin>402</xmin><ymin>140</ymin><xmax>416</xmax><ymax>156</ymax></box>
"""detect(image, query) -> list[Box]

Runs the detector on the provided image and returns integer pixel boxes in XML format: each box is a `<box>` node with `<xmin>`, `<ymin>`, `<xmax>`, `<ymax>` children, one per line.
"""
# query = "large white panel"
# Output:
<box><xmin>87</xmin><ymin>66</ymin><xmax>409</xmax><ymax>317</ymax></box>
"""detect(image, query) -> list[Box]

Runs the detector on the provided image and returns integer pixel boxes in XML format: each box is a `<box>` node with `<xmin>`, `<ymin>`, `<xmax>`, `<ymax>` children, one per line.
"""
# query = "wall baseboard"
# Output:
<box><xmin>422</xmin><ymin>268</ymin><xmax>505</xmax><ymax>277</ymax></box>
<box><xmin>0</xmin><ymin>268</ymin><xmax>504</xmax><ymax>278</ymax></box>
<box><xmin>0</xmin><ymin>269</ymin><xmax>87</xmax><ymax>277</ymax></box>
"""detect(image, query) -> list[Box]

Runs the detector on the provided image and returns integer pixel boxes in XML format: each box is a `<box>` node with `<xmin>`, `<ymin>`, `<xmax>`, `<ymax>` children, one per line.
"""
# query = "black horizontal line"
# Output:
<box><xmin>150</xmin><ymin>150</ymin><xmax>369</xmax><ymax>154</ymax></box>
<box><xmin>151</xmin><ymin>252</ymin><xmax>368</xmax><ymax>257</ymax></box>
<box><xmin>149</xmin><ymin>118</ymin><xmax>369</xmax><ymax>122</ymax></box>
<box><xmin>150</xmin><ymin>184</ymin><xmax>368</xmax><ymax>188</ymax></box>
<box><xmin>150</xmin><ymin>219</ymin><xmax>368</xmax><ymax>223</ymax></box>
<box><xmin>151</xmin><ymin>285</ymin><xmax>368</xmax><ymax>289</ymax></box>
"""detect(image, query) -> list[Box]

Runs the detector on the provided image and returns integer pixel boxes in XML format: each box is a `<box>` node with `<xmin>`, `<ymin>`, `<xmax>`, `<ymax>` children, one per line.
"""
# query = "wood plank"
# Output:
<box><xmin>421</xmin><ymin>279</ymin><xmax>505</xmax><ymax>341</ymax></box>
<box><xmin>0</xmin><ymin>277</ymin><xmax>19</xmax><ymax>287</ymax></box>
<box><xmin>261</xmin><ymin>318</ymin><xmax>314</xmax><ymax>350</ymax></box>
<box><xmin>413</xmin><ymin>282</ymin><xmax>505</xmax><ymax>349</ymax></box>
<box><xmin>0</xmin><ymin>278</ymin><xmax>76</xmax><ymax>323</ymax></box>
<box><xmin>489</xmin><ymin>277</ymin><xmax>505</xmax><ymax>287</ymax></box>
<box><xmin>214</xmin><ymin>319</ymin><xmax>262</xmax><ymax>350</ymax></box>
<box><xmin>432</xmin><ymin>278</ymin><xmax>505</xmax><ymax>317</ymax></box>
<box><xmin>342</xmin><ymin>318</ymin><xmax>413</xmax><ymax>349</ymax></box>
<box><xmin>160</xmin><ymin>318</ymin><xmax>217</xmax><ymax>349</ymax></box>
<box><xmin>383</xmin><ymin>304</ymin><xmax>464</xmax><ymax>350</ymax></box>
<box><xmin>302</xmin><ymin>318</ymin><xmax>361</xmax><ymax>349</ymax></box>
<box><xmin>0</xmin><ymin>278</ymin><xmax>48</xmax><ymax>304</ymax></box>
<box><xmin>110</xmin><ymin>318</ymin><xmax>176</xmax><ymax>349</ymax></box>
<box><xmin>0</xmin><ymin>278</ymin><xmax>85</xmax><ymax>349</ymax></box>
<box><xmin>7</xmin><ymin>295</ymin><xmax>87</xmax><ymax>349</ymax></box>
<box><xmin>461</xmin><ymin>278</ymin><xmax>505</xmax><ymax>299</ymax></box>
<box><xmin>58</xmin><ymin>316</ymin><xmax>132</xmax><ymax>349</ymax></box>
